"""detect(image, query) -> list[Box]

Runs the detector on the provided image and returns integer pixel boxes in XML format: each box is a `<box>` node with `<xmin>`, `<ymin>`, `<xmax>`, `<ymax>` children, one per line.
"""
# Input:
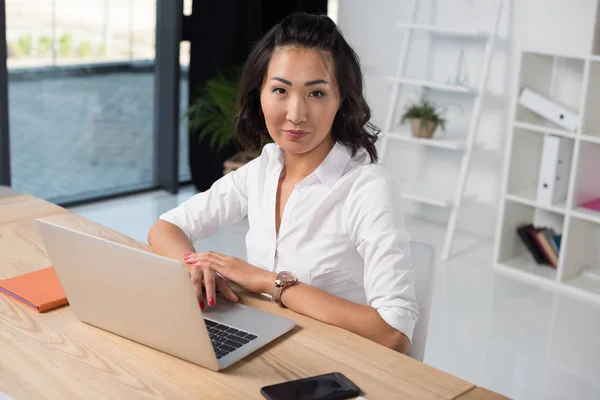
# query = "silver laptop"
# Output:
<box><xmin>35</xmin><ymin>219</ymin><xmax>296</xmax><ymax>371</ymax></box>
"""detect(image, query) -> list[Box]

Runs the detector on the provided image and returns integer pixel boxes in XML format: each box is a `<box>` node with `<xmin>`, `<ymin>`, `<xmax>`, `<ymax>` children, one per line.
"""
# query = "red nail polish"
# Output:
<box><xmin>208</xmin><ymin>298</ymin><xmax>215</xmax><ymax>306</ymax></box>
<box><xmin>199</xmin><ymin>300</ymin><xmax>205</xmax><ymax>310</ymax></box>
<box><xmin>184</xmin><ymin>253</ymin><xmax>190</xmax><ymax>256</ymax></box>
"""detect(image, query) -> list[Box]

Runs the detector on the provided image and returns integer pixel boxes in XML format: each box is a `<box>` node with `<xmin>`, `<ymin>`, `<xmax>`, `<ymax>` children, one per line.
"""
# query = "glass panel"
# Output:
<box><xmin>6</xmin><ymin>1</ymin><xmax>53</xmax><ymax>68</ymax></box>
<box><xmin>178</xmin><ymin>0</ymin><xmax>192</xmax><ymax>182</ymax></box>
<box><xmin>6</xmin><ymin>0</ymin><xmax>157</xmax><ymax>202</ymax></box>
<box><xmin>131</xmin><ymin>0</ymin><xmax>156</xmax><ymax>62</ymax></box>
<box><xmin>179</xmin><ymin>40</ymin><xmax>190</xmax><ymax>181</ymax></box>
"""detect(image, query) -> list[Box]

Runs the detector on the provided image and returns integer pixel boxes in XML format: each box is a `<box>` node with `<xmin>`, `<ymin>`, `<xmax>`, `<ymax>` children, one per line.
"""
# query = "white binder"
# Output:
<box><xmin>519</xmin><ymin>87</ymin><xmax>580</xmax><ymax>132</ymax></box>
<box><xmin>536</xmin><ymin>135</ymin><xmax>573</xmax><ymax>205</ymax></box>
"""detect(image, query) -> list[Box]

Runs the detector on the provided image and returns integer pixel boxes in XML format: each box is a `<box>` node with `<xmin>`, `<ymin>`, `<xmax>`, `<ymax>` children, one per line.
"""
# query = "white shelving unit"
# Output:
<box><xmin>494</xmin><ymin>0</ymin><xmax>600</xmax><ymax>304</ymax></box>
<box><xmin>384</xmin><ymin>131</ymin><xmax>467</xmax><ymax>150</ymax></box>
<box><xmin>394</xmin><ymin>23</ymin><xmax>492</xmax><ymax>39</ymax></box>
<box><xmin>385</xmin><ymin>76</ymin><xmax>478</xmax><ymax>94</ymax></box>
<box><xmin>380</xmin><ymin>0</ymin><xmax>506</xmax><ymax>260</ymax></box>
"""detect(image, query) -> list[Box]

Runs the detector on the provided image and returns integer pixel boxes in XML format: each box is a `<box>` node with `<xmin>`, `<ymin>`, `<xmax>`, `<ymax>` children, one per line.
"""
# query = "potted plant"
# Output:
<box><xmin>400</xmin><ymin>94</ymin><xmax>447</xmax><ymax>138</ymax></box>
<box><xmin>186</xmin><ymin>67</ymin><xmax>269</xmax><ymax>175</ymax></box>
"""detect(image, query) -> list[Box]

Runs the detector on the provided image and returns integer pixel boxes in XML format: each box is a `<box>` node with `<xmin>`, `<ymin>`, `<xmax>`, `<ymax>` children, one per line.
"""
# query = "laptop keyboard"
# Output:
<box><xmin>204</xmin><ymin>319</ymin><xmax>258</xmax><ymax>359</ymax></box>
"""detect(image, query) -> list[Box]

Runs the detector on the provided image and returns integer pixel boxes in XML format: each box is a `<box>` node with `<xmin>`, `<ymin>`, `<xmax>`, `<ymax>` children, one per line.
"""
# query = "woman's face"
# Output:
<box><xmin>260</xmin><ymin>47</ymin><xmax>341</xmax><ymax>156</ymax></box>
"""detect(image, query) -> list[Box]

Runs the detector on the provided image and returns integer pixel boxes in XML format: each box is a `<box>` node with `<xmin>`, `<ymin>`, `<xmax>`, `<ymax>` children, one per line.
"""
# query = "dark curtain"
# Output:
<box><xmin>185</xmin><ymin>0</ymin><xmax>328</xmax><ymax>192</ymax></box>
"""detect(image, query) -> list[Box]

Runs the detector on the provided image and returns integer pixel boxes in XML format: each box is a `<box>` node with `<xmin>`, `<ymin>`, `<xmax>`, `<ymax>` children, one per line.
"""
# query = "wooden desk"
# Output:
<box><xmin>455</xmin><ymin>387</ymin><xmax>510</xmax><ymax>400</ymax></box>
<box><xmin>0</xmin><ymin>197</ymin><xmax>481</xmax><ymax>399</ymax></box>
<box><xmin>0</xmin><ymin>194</ymin><xmax>68</xmax><ymax>225</ymax></box>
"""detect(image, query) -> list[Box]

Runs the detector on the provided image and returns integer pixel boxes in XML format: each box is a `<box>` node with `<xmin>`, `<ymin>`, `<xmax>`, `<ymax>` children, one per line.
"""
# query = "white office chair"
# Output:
<box><xmin>406</xmin><ymin>241</ymin><xmax>437</xmax><ymax>362</ymax></box>
<box><xmin>0</xmin><ymin>185</ymin><xmax>20</xmax><ymax>198</ymax></box>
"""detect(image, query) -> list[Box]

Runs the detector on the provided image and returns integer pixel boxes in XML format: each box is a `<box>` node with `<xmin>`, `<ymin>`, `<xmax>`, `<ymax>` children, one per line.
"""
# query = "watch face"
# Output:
<box><xmin>278</xmin><ymin>271</ymin><xmax>297</xmax><ymax>283</ymax></box>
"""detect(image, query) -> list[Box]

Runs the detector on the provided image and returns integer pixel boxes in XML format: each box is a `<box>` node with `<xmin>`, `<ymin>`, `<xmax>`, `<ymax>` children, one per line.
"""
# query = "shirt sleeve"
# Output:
<box><xmin>159</xmin><ymin>159</ymin><xmax>253</xmax><ymax>243</ymax></box>
<box><xmin>346</xmin><ymin>165</ymin><xmax>419</xmax><ymax>342</ymax></box>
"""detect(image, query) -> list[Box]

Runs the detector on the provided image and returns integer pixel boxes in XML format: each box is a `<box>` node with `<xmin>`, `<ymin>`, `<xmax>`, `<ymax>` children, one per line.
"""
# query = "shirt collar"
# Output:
<box><xmin>267</xmin><ymin>142</ymin><xmax>354</xmax><ymax>188</ymax></box>
<box><xmin>313</xmin><ymin>142</ymin><xmax>353</xmax><ymax>188</ymax></box>
<box><xmin>267</xmin><ymin>144</ymin><xmax>285</xmax><ymax>173</ymax></box>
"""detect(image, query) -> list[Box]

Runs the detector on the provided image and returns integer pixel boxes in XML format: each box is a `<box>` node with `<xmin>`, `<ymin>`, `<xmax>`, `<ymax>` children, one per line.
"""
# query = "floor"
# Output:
<box><xmin>69</xmin><ymin>187</ymin><xmax>600</xmax><ymax>400</ymax></box>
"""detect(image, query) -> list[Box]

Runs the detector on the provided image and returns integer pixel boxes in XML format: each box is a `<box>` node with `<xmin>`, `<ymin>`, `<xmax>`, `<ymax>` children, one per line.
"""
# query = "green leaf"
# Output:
<box><xmin>399</xmin><ymin>93</ymin><xmax>447</xmax><ymax>131</ymax></box>
<box><xmin>186</xmin><ymin>66</ymin><xmax>241</xmax><ymax>151</ymax></box>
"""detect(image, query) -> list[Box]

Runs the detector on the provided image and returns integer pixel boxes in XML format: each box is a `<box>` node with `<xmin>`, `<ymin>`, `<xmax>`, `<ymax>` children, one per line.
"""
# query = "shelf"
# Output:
<box><xmin>496</xmin><ymin>254</ymin><xmax>558</xmax><ymax>282</ymax></box>
<box><xmin>582</xmin><ymin>61</ymin><xmax>600</xmax><ymax>132</ymax></box>
<box><xmin>561</xmin><ymin>214</ymin><xmax>599</xmax><ymax>299</ymax></box>
<box><xmin>571</xmin><ymin>207</ymin><xmax>600</xmax><ymax>225</ymax></box>
<box><xmin>571</xmin><ymin>142</ymin><xmax>600</xmax><ymax>224</ymax></box>
<box><xmin>563</xmin><ymin>273</ymin><xmax>600</xmax><ymax>298</ymax></box>
<box><xmin>513</xmin><ymin>121</ymin><xmax>578</xmax><ymax>139</ymax></box>
<box><xmin>401</xmin><ymin>184</ymin><xmax>453</xmax><ymax>208</ymax></box>
<box><xmin>395</xmin><ymin>23</ymin><xmax>490</xmax><ymax>39</ymax></box>
<box><xmin>515</xmin><ymin>52</ymin><xmax>584</xmax><ymax>127</ymax></box>
<box><xmin>506</xmin><ymin>128</ymin><xmax>574</xmax><ymax>210</ymax></box>
<box><xmin>522</xmin><ymin>49</ymin><xmax>589</xmax><ymax>62</ymax></box>
<box><xmin>385</xmin><ymin>76</ymin><xmax>476</xmax><ymax>94</ymax></box>
<box><xmin>505</xmin><ymin>187</ymin><xmax>567</xmax><ymax>214</ymax></box>
<box><xmin>497</xmin><ymin>45</ymin><xmax>600</xmax><ymax>305</ymax></box>
<box><xmin>580</xmin><ymin>134</ymin><xmax>600</xmax><ymax>145</ymax></box>
<box><xmin>385</xmin><ymin>131</ymin><xmax>467</xmax><ymax>150</ymax></box>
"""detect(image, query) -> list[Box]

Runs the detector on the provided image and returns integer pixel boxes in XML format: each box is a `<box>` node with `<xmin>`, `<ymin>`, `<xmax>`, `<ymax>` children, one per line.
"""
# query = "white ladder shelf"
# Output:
<box><xmin>380</xmin><ymin>0</ymin><xmax>506</xmax><ymax>260</ymax></box>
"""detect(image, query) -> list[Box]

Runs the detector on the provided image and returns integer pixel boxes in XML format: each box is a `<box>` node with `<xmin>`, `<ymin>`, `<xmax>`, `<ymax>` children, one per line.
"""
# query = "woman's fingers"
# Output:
<box><xmin>184</xmin><ymin>253</ymin><xmax>237</xmax><ymax>307</ymax></box>
<box><xmin>216</xmin><ymin>276</ymin><xmax>239</xmax><ymax>303</ymax></box>
<box><xmin>189</xmin><ymin>267</ymin><xmax>204</xmax><ymax>307</ymax></box>
<box><xmin>203</xmin><ymin>267</ymin><xmax>217</xmax><ymax>306</ymax></box>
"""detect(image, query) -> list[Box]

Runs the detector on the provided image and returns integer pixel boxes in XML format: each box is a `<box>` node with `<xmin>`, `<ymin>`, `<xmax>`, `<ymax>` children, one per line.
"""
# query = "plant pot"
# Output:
<box><xmin>409</xmin><ymin>118</ymin><xmax>439</xmax><ymax>139</ymax></box>
<box><xmin>223</xmin><ymin>151</ymin><xmax>258</xmax><ymax>175</ymax></box>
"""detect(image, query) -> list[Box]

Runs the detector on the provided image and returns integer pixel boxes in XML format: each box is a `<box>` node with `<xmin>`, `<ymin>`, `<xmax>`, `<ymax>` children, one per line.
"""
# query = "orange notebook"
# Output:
<box><xmin>0</xmin><ymin>267</ymin><xmax>68</xmax><ymax>312</ymax></box>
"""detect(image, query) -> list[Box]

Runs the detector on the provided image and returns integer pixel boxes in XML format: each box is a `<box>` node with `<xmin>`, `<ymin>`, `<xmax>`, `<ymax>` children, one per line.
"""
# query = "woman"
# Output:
<box><xmin>148</xmin><ymin>13</ymin><xmax>418</xmax><ymax>353</ymax></box>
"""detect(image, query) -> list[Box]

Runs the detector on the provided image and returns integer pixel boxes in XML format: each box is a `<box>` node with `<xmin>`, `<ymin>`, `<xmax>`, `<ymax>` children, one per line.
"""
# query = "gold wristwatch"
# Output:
<box><xmin>271</xmin><ymin>271</ymin><xmax>298</xmax><ymax>305</ymax></box>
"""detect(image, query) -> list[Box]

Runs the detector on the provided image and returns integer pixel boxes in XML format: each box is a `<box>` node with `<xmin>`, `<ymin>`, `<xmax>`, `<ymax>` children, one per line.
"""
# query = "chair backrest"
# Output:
<box><xmin>0</xmin><ymin>186</ymin><xmax>20</xmax><ymax>198</ymax></box>
<box><xmin>406</xmin><ymin>241</ymin><xmax>437</xmax><ymax>362</ymax></box>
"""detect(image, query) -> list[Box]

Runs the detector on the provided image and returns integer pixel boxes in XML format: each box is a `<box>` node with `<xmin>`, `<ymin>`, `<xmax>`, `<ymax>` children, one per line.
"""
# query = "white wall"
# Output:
<box><xmin>337</xmin><ymin>0</ymin><xmax>515</xmax><ymax>238</ymax></box>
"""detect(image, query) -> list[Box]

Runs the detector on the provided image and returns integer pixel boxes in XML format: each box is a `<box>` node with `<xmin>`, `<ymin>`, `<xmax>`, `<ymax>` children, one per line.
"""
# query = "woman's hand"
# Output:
<box><xmin>183</xmin><ymin>252</ymin><xmax>240</xmax><ymax>308</ymax></box>
<box><xmin>184</xmin><ymin>251</ymin><xmax>276</xmax><ymax>306</ymax></box>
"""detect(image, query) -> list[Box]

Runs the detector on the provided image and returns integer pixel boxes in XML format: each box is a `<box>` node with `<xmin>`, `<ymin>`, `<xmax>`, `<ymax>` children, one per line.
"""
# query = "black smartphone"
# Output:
<box><xmin>260</xmin><ymin>372</ymin><xmax>361</xmax><ymax>400</ymax></box>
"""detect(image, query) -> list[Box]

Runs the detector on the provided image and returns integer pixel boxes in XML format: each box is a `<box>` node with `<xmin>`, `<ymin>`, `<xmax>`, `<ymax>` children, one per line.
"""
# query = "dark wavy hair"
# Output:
<box><xmin>235</xmin><ymin>12</ymin><xmax>380</xmax><ymax>163</ymax></box>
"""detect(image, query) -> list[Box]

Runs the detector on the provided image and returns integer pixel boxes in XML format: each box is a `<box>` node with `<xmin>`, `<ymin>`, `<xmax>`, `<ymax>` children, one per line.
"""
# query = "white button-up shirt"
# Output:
<box><xmin>159</xmin><ymin>142</ymin><xmax>419</xmax><ymax>341</ymax></box>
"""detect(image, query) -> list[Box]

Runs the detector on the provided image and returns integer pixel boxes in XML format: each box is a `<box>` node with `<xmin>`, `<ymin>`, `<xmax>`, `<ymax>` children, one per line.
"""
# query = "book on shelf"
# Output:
<box><xmin>516</xmin><ymin>223</ymin><xmax>561</xmax><ymax>268</ymax></box>
<box><xmin>543</xmin><ymin>228</ymin><xmax>559</xmax><ymax>256</ymax></box>
<box><xmin>551</xmin><ymin>235</ymin><xmax>561</xmax><ymax>254</ymax></box>
<box><xmin>516</xmin><ymin>223</ymin><xmax>547</xmax><ymax>264</ymax></box>
<box><xmin>533</xmin><ymin>228</ymin><xmax>558</xmax><ymax>268</ymax></box>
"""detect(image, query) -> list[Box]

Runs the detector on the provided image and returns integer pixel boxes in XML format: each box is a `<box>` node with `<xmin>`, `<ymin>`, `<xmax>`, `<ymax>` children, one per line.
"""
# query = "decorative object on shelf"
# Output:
<box><xmin>447</xmin><ymin>49</ymin><xmax>469</xmax><ymax>87</ymax></box>
<box><xmin>596</xmin><ymin>227</ymin><xmax>600</xmax><ymax>270</ymax></box>
<box><xmin>581</xmin><ymin>197</ymin><xmax>600</xmax><ymax>213</ymax></box>
<box><xmin>518</xmin><ymin>87</ymin><xmax>580</xmax><ymax>132</ymax></box>
<box><xmin>400</xmin><ymin>94</ymin><xmax>447</xmax><ymax>138</ymax></box>
<box><xmin>185</xmin><ymin>66</ymin><xmax>270</xmax><ymax>175</ymax></box>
